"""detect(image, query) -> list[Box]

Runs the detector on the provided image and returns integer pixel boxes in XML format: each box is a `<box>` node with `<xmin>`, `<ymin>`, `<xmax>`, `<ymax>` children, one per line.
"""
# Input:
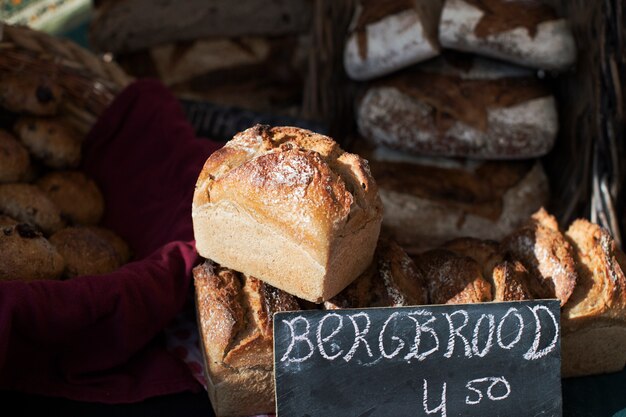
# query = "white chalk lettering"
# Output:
<box><xmin>378</xmin><ymin>312</ymin><xmax>406</xmax><ymax>359</ymax></box>
<box><xmin>280</xmin><ymin>316</ymin><xmax>314</xmax><ymax>363</ymax></box>
<box><xmin>523</xmin><ymin>305</ymin><xmax>559</xmax><ymax>360</ymax></box>
<box><xmin>471</xmin><ymin>314</ymin><xmax>495</xmax><ymax>357</ymax></box>
<box><xmin>443</xmin><ymin>310</ymin><xmax>472</xmax><ymax>358</ymax></box>
<box><xmin>423</xmin><ymin>379</ymin><xmax>447</xmax><ymax>417</ymax></box>
<box><xmin>466</xmin><ymin>377</ymin><xmax>511</xmax><ymax>405</ymax></box>
<box><xmin>316</xmin><ymin>313</ymin><xmax>344</xmax><ymax>360</ymax></box>
<box><xmin>497</xmin><ymin>308</ymin><xmax>524</xmax><ymax>350</ymax></box>
<box><xmin>343</xmin><ymin>312</ymin><xmax>373</xmax><ymax>362</ymax></box>
<box><xmin>404</xmin><ymin>310</ymin><xmax>440</xmax><ymax>361</ymax></box>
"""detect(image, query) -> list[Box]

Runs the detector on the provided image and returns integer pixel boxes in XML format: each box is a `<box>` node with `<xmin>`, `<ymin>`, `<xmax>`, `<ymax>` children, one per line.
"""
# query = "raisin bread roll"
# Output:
<box><xmin>192</xmin><ymin>125</ymin><xmax>383</xmax><ymax>302</ymax></box>
<box><xmin>194</xmin><ymin>260</ymin><xmax>303</xmax><ymax>417</ymax></box>
<box><xmin>325</xmin><ymin>239</ymin><xmax>427</xmax><ymax>309</ymax></box>
<box><xmin>0</xmin><ymin>219</ymin><xmax>65</xmax><ymax>281</ymax></box>
<box><xmin>357</xmin><ymin>55</ymin><xmax>558</xmax><ymax>159</ymax></box>
<box><xmin>0</xmin><ymin>74</ymin><xmax>63</xmax><ymax>115</ymax></box>
<box><xmin>0</xmin><ymin>183</ymin><xmax>65</xmax><ymax>235</ymax></box>
<box><xmin>500</xmin><ymin>208</ymin><xmax>577</xmax><ymax>306</ymax></box>
<box><xmin>344</xmin><ymin>0</ymin><xmax>443</xmax><ymax>81</ymax></box>
<box><xmin>36</xmin><ymin>171</ymin><xmax>105</xmax><ymax>225</ymax></box>
<box><xmin>439</xmin><ymin>0</ymin><xmax>576</xmax><ymax>71</ymax></box>
<box><xmin>14</xmin><ymin>117</ymin><xmax>81</xmax><ymax>169</ymax></box>
<box><xmin>561</xmin><ymin>220</ymin><xmax>626</xmax><ymax>377</ymax></box>
<box><xmin>363</xmin><ymin>147</ymin><xmax>549</xmax><ymax>251</ymax></box>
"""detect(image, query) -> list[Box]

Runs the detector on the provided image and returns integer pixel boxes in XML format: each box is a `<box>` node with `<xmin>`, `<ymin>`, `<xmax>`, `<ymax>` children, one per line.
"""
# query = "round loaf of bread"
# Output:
<box><xmin>37</xmin><ymin>171</ymin><xmax>105</xmax><ymax>225</ymax></box>
<box><xmin>49</xmin><ymin>226</ymin><xmax>126</xmax><ymax>278</ymax></box>
<box><xmin>0</xmin><ymin>129</ymin><xmax>30</xmax><ymax>183</ymax></box>
<box><xmin>0</xmin><ymin>218</ymin><xmax>65</xmax><ymax>281</ymax></box>
<box><xmin>192</xmin><ymin>124</ymin><xmax>383</xmax><ymax>302</ymax></box>
<box><xmin>14</xmin><ymin>117</ymin><xmax>81</xmax><ymax>169</ymax></box>
<box><xmin>0</xmin><ymin>183</ymin><xmax>65</xmax><ymax>235</ymax></box>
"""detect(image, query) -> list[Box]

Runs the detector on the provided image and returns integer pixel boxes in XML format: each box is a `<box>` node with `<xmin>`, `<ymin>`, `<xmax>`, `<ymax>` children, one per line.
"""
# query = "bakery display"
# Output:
<box><xmin>344</xmin><ymin>0</ymin><xmax>443</xmax><ymax>81</ymax></box>
<box><xmin>192</xmin><ymin>124</ymin><xmax>383</xmax><ymax>302</ymax></box>
<box><xmin>356</xmin><ymin>56</ymin><xmax>558</xmax><ymax>159</ymax></box>
<box><xmin>439</xmin><ymin>0</ymin><xmax>576</xmax><ymax>71</ymax></box>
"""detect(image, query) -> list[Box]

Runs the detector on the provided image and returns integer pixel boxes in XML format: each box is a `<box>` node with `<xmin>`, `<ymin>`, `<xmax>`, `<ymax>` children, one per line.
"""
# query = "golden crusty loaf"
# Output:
<box><xmin>194</xmin><ymin>260</ymin><xmax>303</xmax><ymax>417</ymax></box>
<box><xmin>561</xmin><ymin>219</ymin><xmax>626</xmax><ymax>377</ymax></box>
<box><xmin>192</xmin><ymin>125</ymin><xmax>383</xmax><ymax>302</ymax></box>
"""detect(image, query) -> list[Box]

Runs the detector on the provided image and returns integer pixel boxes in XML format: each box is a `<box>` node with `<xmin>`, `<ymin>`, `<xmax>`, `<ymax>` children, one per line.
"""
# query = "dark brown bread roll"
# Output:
<box><xmin>0</xmin><ymin>74</ymin><xmax>63</xmax><ymax>115</ymax></box>
<box><xmin>0</xmin><ymin>218</ymin><xmax>65</xmax><ymax>281</ymax></box>
<box><xmin>14</xmin><ymin>117</ymin><xmax>81</xmax><ymax>169</ymax></box>
<box><xmin>37</xmin><ymin>171</ymin><xmax>105</xmax><ymax>225</ymax></box>
<box><xmin>0</xmin><ymin>183</ymin><xmax>65</xmax><ymax>235</ymax></box>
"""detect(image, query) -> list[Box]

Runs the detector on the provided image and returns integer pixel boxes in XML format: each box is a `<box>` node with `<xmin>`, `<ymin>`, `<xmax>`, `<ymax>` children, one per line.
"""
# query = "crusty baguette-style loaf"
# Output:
<box><xmin>361</xmin><ymin>147</ymin><xmax>549</xmax><ymax>251</ymax></box>
<box><xmin>357</xmin><ymin>55</ymin><xmax>558</xmax><ymax>159</ymax></box>
<box><xmin>561</xmin><ymin>220</ymin><xmax>626</xmax><ymax>377</ymax></box>
<box><xmin>192</xmin><ymin>125</ymin><xmax>383</xmax><ymax>302</ymax></box>
<box><xmin>344</xmin><ymin>0</ymin><xmax>442</xmax><ymax>81</ymax></box>
<box><xmin>194</xmin><ymin>260</ymin><xmax>303</xmax><ymax>417</ymax></box>
<box><xmin>439</xmin><ymin>0</ymin><xmax>576</xmax><ymax>71</ymax></box>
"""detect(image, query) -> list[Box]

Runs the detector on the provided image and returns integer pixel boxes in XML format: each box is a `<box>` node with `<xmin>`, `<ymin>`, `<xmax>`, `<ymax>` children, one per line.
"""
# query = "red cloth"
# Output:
<box><xmin>0</xmin><ymin>80</ymin><xmax>222</xmax><ymax>403</ymax></box>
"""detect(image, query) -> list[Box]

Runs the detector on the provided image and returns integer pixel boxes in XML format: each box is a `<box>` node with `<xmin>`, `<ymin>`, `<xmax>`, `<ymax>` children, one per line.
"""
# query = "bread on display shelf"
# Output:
<box><xmin>439</xmin><ymin>0</ymin><xmax>576</xmax><ymax>71</ymax></box>
<box><xmin>192</xmin><ymin>125</ymin><xmax>383</xmax><ymax>303</ymax></box>
<box><xmin>356</xmin><ymin>55</ymin><xmax>559</xmax><ymax>159</ymax></box>
<box><xmin>344</xmin><ymin>0</ymin><xmax>443</xmax><ymax>81</ymax></box>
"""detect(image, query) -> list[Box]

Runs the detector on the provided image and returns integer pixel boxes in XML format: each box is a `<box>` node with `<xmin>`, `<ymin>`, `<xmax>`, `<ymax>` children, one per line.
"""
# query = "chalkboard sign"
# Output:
<box><xmin>274</xmin><ymin>300</ymin><xmax>562</xmax><ymax>417</ymax></box>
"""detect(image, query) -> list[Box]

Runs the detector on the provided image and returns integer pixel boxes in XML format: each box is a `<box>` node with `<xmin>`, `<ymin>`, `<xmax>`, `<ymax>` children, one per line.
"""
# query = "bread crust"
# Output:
<box><xmin>0</xmin><ymin>130</ymin><xmax>30</xmax><ymax>183</ymax></box>
<box><xmin>193</xmin><ymin>125</ymin><xmax>383</xmax><ymax>302</ymax></box>
<box><xmin>0</xmin><ymin>183</ymin><xmax>65</xmax><ymax>235</ymax></box>
<box><xmin>439</xmin><ymin>0</ymin><xmax>576</xmax><ymax>70</ymax></box>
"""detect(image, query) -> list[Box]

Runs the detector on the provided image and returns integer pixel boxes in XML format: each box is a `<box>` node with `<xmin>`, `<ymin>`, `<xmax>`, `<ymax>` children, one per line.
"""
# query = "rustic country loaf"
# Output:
<box><xmin>195</xmin><ymin>239</ymin><xmax>426</xmax><ymax>417</ymax></box>
<box><xmin>344</xmin><ymin>0</ymin><xmax>443</xmax><ymax>81</ymax></box>
<box><xmin>439</xmin><ymin>0</ymin><xmax>576</xmax><ymax>71</ymax></box>
<box><xmin>360</xmin><ymin>146</ymin><xmax>549</xmax><ymax>251</ymax></box>
<box><xmin>357</xmin><ymin>55</ymin><xmax>559</xmax><ymax>159</ymax></box>
<box><xmin>192</xmin><ymin>125</ymin><xmax>383</xmax><ymax>302</ymax></box>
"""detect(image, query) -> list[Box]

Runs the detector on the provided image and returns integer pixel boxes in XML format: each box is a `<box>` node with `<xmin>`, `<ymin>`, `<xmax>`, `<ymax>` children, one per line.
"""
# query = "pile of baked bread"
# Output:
<box><xmin>90</xmin><ymin>0</ymin><xmax>311</xmax><ymax>116</ymax></box>
<box><xmin>192</xmin><ymin>125</ymin><xmax>626</xmax><ymax>417</ymax></box>
<box><xmin>345</xmin><ymin>0</ymin><xmax>575</xmax><ymax>252</ymax></box>
<box><xmin>0</xmin><ymin>74</ymin><xmax>131</xmax><ymax>281</ymax></box>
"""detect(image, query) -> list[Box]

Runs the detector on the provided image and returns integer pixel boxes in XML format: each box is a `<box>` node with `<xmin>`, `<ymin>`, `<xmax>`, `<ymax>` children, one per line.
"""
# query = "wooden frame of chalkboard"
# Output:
<box><xmin>274</xmin><ymin>299</ymin><xmax>562</xmax><ymax>417</ymax></box>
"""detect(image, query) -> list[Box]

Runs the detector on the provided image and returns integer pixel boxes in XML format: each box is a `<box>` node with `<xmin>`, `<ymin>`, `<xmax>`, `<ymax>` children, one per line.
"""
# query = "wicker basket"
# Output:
<box><xmin>0</xmin><ymin>23</ymin><xmax>131</xmax><ymax>134</ymax></box>
<box><xmin>544</xmin><ymin>0</ymin><xmax>625</xmax><ymax>246</ymax></box>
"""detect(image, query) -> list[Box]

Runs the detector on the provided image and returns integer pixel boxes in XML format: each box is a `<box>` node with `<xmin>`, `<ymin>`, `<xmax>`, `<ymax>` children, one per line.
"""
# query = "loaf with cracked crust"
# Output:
<box><xmin>194</xmin><ymin>260</ymin><xmax>303</xmax><ymax>417</ymax></box>
<box><xmin>192</xmin><ymin>125</ymin><xmax>383</xmax><ymax>302</ymax></box>
<box><xmin>361</xmin><ymin>146</ymin><xmax>549</xmax><ymax>251</ymax></box>
<box><xmin>439</xmin><ymin>0</ymin><xmax>576</xmax><ymax>71</ymax></box>
<box><xmin>344</xmin><ymin>0</ymin><xmax>442</xmax><ymax>81</ymax></box>
<box><xmin>561</xmin><ymin>219</ymin><xmax>626</xmax><ymax>377</ymax></box>
<box><xmin>357</xmin><ymin>55</ymin><xmax>558</xmax><ymax>159</ymax></box>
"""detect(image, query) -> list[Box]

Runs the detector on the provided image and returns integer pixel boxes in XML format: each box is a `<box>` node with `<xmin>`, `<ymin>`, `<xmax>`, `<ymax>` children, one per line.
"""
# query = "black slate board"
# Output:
<box><xmin>274</xmin><ymin>300</ymin><xmax>562</xmax><ymax>417</ymax></box>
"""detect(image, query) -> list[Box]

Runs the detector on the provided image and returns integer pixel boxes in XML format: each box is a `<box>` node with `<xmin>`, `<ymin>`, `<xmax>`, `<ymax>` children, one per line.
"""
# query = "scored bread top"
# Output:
<box><xmin>193</xmin><ymin>125</ymin><xmax>383</xmax><ymax>259</ymax></box>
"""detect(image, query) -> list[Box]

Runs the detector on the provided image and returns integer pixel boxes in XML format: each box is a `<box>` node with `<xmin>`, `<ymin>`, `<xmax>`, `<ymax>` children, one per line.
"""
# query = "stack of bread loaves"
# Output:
<box><xmin>0</xmin><ymin>74</ymin><xmax>131</xmax><ymax>281</ymax></box>
<box><xmin>90</xmin><ymin>0</ymin><xmax>311</xmax><ymax>116</ymax></box>
<box><xmin>344</xmin><ymin>0</ymin><xmax>576</xmax><ymax>252</ymax></box>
